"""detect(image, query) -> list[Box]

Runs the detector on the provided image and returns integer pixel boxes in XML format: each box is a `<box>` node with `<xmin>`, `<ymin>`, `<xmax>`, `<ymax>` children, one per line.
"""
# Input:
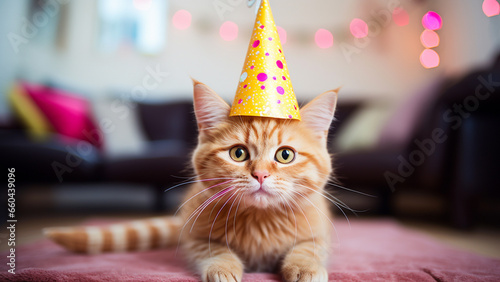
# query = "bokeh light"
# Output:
<box><xmin>482</xmin><ymin>0</ymin><xmax>500</xmax><ymax>17</ymax></box>
<box><xmin>422</xmin><ymin>11</ymin><xmax>443</xmax><ymax>30</ymax></box>
<box><xmin>392</xmin><ymin>7</ymin><xmax>409</xmax><ymax>26</ymax></box>
<box><xmin>420</xmin><ymin>30</ymin><xmax>440</xmax><ymax>48</ymax></box>
<box><xmin>315</xmin><ymin>29</ymin><xmax>333</xmax><ymax>49</ymax></box>
<box><xmin>220</xmin><ymin>21</ymin><xmax>238</xmax><ymax>41</ymax></box>
<box><xmin>277</xmin><ymin>26</ymin><xmax>287</xmax><ymax>44</ymax></box>
<box><xmin>420</xmin><ymin>49</ymin><xmax>440</xmax><ymax>69</ymax></box>
<box><xmin>133</xmin><ymin>0</ymin><xmax>152</xmax><ymax>11</ymax></box>
<box><xmin>350</xmin><ymin>18</ymin><xmax>369</xmax><ymax>38</ymax></box>
<box><xmin>172</xmin><ymin>10</ymin><xmax>191</xmax><ymax>30</ymax></box>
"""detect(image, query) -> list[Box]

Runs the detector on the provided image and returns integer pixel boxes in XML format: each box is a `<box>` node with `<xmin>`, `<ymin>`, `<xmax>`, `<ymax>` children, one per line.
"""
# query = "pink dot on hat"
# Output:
<box><xmin>277</xmin><ymin>86</ymin><xmax>285</xmax><ymax>95</ymax></box>
<box><xmin>253</xmin><ymin>40</ymin><xmax>260</xmax><ymax>48</ymax></box>
<box><xmin>238</xmin><ymin>99</ymin><xmax>243</xmax><ymax>104</ymax></box>
<box><xmin>260</xmin><ymin>25</ymin><xmax>265</xmax><ymax>29</ymax></box>
<box><xmin>250</xmin><ymin>66</ymin><xmax>254</xmax><ymax>69</ymax></box>
<box><xmin>243</xmin><ymin>84</ymin><xmax>247</xmax><ymax>88</ymax></box>
<box><xmin>277</xmin><ymin>100</ymin><xmax>281</xmax><ymax>104</ymax></box>
<box><xmin>276</xmin><ymin>60</ymin><xmax>283</xmax><ymax>69</ymax></box>
<box><xmin>261</xmin><ymin>85</ymin><xmax>266</xmax><ymax>90</ymax></box>
<box><xmin>273</xmin><ymin>76</ymin><xmax>276</xmax><ymax>80</ymax></box>
<box><xmin>265</xmin><ymin>52</ymin><xmax>269</xmax><ymax>56</ymax></box>
<box><xmin>288</xmin><ymin>115</ymin><xmax>293</xmax><ymax>119</ymax></box>
<box><xmin>282</xmin><ymin>76</ymin><xmax>286</xmax><ymax>80</ymax></box>
<box><xmin>268</xmin><ymin>37</ymin><xmax>272</xmax><ymax>41</ymax></box>
<box><xmin>257</xmin><ymin>73</ymin><xmax>268</xmax><ymax>81</ymax></box>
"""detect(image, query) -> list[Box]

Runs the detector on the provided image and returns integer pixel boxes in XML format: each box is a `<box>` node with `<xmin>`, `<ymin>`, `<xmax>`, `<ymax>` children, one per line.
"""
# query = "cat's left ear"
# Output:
<box><xmin>300</xmin><ymin>89</ymin><xmax>339</xmax><ymax>140</ymax></box>
<box><xmin>192</xmin><ymin>79</ymin><xmax>230</xmax><ymax>132</ymax></box>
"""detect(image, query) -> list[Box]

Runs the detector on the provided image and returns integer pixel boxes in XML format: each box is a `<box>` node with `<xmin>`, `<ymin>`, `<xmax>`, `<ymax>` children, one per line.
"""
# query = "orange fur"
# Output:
<box><xmin>181</xmin><ymin>82</ymin><xmax>338</xmax><ymax>281</ymax></box>
<box><xmin>44</xmin><ymin>81</ymin><xmax>338</xmax><ymax>282</ymax></box>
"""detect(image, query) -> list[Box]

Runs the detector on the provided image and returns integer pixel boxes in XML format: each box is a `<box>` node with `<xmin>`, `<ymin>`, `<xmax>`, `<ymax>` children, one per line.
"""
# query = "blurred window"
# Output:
<box><xmin>97</xmin><ymin>0</ymin><xmax>167</xmax><ymax>54</ymax></box>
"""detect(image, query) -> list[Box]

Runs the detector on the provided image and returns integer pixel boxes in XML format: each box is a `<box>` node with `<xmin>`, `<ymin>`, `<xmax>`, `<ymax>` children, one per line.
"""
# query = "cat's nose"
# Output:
<box><xmin>252</xmin><ymin>170</ymin><xmax>270</xmax><ymax>184</ymax></box>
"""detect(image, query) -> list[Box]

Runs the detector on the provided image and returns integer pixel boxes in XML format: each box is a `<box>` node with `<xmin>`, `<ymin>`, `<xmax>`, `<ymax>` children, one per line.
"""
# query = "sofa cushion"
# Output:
<box><xmin>136</xmin><ymin>101</ymin><xmax>198</xmax><ymax>147</ymax></box>
<box><xmin>22</xmin><ymin>82</ymin><xmax>103</xmax><ymax>149</ymax></box>
<box><xmin>8</xmin><ymin>82</ymin><xmax>52</xmax><ymax>140</ymax></box>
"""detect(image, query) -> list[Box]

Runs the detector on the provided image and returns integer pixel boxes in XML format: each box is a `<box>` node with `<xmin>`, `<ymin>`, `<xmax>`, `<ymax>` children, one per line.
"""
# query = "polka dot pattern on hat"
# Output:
<box><xmin>229</xmin><ymin>0</ymin><xmax>300</xmax><ymax>120</ymax></box>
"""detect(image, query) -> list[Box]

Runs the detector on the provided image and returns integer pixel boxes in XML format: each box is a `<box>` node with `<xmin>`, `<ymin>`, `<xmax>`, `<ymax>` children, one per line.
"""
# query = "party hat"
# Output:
<box><xmin>229</xmin><ymin>0</ymin><xmax>300</xmax><ymax>120</ymax></box>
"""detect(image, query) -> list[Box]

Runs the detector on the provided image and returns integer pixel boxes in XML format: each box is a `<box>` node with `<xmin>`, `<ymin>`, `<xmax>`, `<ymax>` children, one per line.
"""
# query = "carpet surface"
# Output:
<box><xmin>1</xmin><ymin>219</ymin><xmax>499</xmax><ymax>281</ymax></box>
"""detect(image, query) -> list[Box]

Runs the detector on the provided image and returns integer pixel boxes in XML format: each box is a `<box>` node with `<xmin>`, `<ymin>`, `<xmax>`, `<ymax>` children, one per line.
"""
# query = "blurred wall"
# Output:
<box><xmin>0</xmin><ymin>0</ymin><xmax>499</xmax><ymax>117</ymax></box>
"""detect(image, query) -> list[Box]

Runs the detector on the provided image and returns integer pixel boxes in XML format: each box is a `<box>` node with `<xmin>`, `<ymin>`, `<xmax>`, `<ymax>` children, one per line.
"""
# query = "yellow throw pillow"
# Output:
<box><xmin>8</xmin><ymin>83</ymin><xmax>52</xmax><ymax>140</ymax></box>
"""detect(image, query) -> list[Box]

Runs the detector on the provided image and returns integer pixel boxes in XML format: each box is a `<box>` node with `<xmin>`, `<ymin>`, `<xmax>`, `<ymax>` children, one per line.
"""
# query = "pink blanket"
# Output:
<box><xmin>1</xmin><ymin>219</ymin><xmax>499</xmax><ymax>281</ymax></box>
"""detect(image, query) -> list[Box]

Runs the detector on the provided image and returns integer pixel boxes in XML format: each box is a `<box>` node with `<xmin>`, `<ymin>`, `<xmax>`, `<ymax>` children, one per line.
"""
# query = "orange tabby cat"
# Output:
<box><xmin>45</xmin><ymin>80</ymin><xmax>338</xmax><ymax>282</ymax></box>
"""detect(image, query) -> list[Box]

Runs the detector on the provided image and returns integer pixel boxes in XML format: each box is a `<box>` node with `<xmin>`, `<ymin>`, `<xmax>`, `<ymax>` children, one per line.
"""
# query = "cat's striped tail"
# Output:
<box><xmin>43</xmin><ymin>216</ymin><xmax>182</xmax><ymax>254</ymax></box>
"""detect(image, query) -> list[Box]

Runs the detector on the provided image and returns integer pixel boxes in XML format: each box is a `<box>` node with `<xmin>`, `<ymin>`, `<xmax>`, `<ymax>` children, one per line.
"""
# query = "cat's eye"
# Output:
<box><xmin>229</xmin><ymin>146</ymin><xmax>249</xmax><ymax>162</ymax></box>
<box><xmin>275</xmin><ymin>148</ymin><xmax>295</xmax><ymax>164</ymax></box>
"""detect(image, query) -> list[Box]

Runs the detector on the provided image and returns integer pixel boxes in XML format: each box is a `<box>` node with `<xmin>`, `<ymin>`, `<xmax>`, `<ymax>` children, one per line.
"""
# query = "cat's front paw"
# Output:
<box><xmin>202</xmin><ymin>261</ymin><xmax>243</xmax><ymax>282</ymax></box>
<box><xmin>281</xmin><ymin>258</ymin><xmax>328</xmax><ymax>282</ymax></box>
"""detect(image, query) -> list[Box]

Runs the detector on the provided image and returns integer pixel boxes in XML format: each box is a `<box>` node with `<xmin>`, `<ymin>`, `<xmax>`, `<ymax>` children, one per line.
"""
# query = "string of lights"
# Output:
<box><xmin>170</xmin><ymin>1</ymin><xmax>499</xmax><ymax>69</ymax></box>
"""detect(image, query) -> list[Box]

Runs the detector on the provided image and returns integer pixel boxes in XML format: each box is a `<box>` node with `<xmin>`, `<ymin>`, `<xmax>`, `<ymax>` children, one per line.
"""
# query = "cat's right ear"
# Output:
<box><xmin>192</xmin><ymin>79</ymin><xmax>230</xmax><ymax>132</ymax></box>
<box><xmin>300</xmin><ymin>88</ymin><xmax>339</xmax><ymax>141</ymax></box>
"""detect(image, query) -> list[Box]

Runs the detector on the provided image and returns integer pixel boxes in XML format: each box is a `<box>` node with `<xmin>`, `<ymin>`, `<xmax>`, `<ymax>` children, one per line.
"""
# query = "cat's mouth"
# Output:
<box><xmin>244</xmin><ymin>183</ymin><xmax>278</xmax><ymax>208</ymax></box>
<box><xmin>253</xmin><ymin>186</ymin><xmax>271</xmax><ymax>195</ymax></box>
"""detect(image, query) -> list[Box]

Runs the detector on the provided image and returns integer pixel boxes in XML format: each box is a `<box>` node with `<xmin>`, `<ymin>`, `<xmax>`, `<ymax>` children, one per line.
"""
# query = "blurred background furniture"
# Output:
<box><xmin>0</xmin><ymin>82</ymin><xmax>200</xmax><ymax>213</ymax></box>
<box><xmin>441</xmin><ymin>56</ymin><xmax>500</xmax><ymax>229</ymax></box>
<box><xmin>103</xmin><ymin>101</ymin><xmax>199</xmax><ymax>211</ymax></box>
<box><xmin>2</xmin><ymin>58</ymin><xmax>500</xmax><ymax>228</ymax></box>
<box><xmin>0</xmin><ymin>80</ymin><xmax>366</xmax><ymax>211</ymax></box>
<box><xmin>334</xmin><ymin>56</ymin><xmax>500</xmax><ymax>229</ymax></box>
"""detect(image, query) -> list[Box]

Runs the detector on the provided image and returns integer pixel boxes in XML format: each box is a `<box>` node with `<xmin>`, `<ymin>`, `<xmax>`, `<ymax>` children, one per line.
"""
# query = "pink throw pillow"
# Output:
<box><xmin>22</xmin><ymin>82</ymin><xmax>103</xmax><ymax>149</ymax></box>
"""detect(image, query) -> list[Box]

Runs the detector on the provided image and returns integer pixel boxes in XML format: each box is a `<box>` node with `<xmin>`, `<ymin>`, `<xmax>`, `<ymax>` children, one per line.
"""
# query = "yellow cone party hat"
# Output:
<box><xmin>229</xmin><ymin>0</ymin><xmax>301</xmax><ymax>120</ymax></box>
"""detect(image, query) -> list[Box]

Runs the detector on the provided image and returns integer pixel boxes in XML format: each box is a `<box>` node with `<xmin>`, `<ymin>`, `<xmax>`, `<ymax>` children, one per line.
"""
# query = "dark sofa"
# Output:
<box><xmin>335</xmin><ymin>56</ymin><xmax>500</xmax><ymax>228</ymax></box>
<box><xmin>0</xmin><ymin>101</ymin><xmax>198</xmax><ymax>212</ymax></box>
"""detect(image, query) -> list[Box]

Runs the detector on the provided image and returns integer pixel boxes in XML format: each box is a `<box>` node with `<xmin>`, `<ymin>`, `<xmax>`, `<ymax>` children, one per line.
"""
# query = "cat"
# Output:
<box><xmin>45</xmin><ymin>80</ymin><xmax>339</xmax><ymax>282</ymax></box>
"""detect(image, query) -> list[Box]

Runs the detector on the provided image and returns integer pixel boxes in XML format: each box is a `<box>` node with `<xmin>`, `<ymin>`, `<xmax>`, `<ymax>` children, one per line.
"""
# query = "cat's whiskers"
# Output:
<box><xmin>176</xmin><ymin>185</ymin><xmax>235</xmax><ymax>254</ymax></box>
<box><xmin>208</xmin><ymin>190</ymin><xmax>231</xmax><ymax>223</ymax></box>
<box><xmin>165</xmin><ymin>177</ymin><xmax>237</xmax><ymax>193</ymax></box>
<box><xmin>315</xmin><ymin>171</ymin><xmax>376</xmax><ymax>198</ymax></box>
<box><xmin>296</xmin><ymin>182</ymin><xmax>364</xmax><ymax>214</ymax></box>
<box><xmin>287</xmin><ymin>194</ymin><xmax>317</xmax><ymax>258</ymax></box>
<box><xmin>276</xmin><ymin>192</ymin><xmax>298</xmax><ymax>256</ymax></box>
<box><xmin>319</xmin><ymin>182</ymin><xmax>372</xmax><ymax>213</ymax></box>
<box><xmin>273</xmin><ymin>181</ymin><xmax>304</xmax><ymax>214</ymax></box>
<box><xmin>309</xmin><ymin>185</ymin><xmax>353</xmax><ymax>211</ymax></box>
<box><xmin>177</xmin><ymin>187</ymin><xmax>233</xmax><ymax>248</ymax></box>
<box><xmin>174</xmin><ymin>180</ymin><xmax>234</xmax><ymax>217</ymax></box>
<box><xmin>278</xmin><ymin>193</ymin><xmax>290</xmax><ymax>221</ymax></box>
<box><xmin>207</xmin><ymin>180</ymin><xmax>245</xmax><ymax>222</ymax></box>
<box><xmin>232</xmin><ymin>192</ymin><xmax>245</xmax><ymax>244</ymax></box>
<box><xmin>189</xmin><ymin>186</ymin><xmax>236</xmax><ymax>233</ymax></box>
<box><xmin>179</xmin><ymin>185</ymin><xmax>233</xmax><ymax>240</ymax></box>
<box><xmin>327</xmin><ymin>181</ymin><xmax>376</xmax><ymax>198</ymax></box>
<box><xmin>209</xmin><ymin>190</ymin><xmax>241</xmax><ymax>257</ymax></box>
<box><xmin>225</xmin><ymin>193</ymin><xmax>244</xmax><ymax>253</ymax></box>
<box><xmin>179</xmin><ymin>184</ymin><xmax>234</xmax><ymax>237</ymax></box>
<box><xmin>288</xmin><ymin>189</ymin><xmax>339</xmax><ymax>247</ymax></box>
<box><xmin>169</xmin><ymin>173</ymin><xmax>203</xmax><ymax>182</ymax></box>
<box><xmin>294</xmin><ymin>183</ymin><xmax>352</xmax><ymax>227</ymax></box>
